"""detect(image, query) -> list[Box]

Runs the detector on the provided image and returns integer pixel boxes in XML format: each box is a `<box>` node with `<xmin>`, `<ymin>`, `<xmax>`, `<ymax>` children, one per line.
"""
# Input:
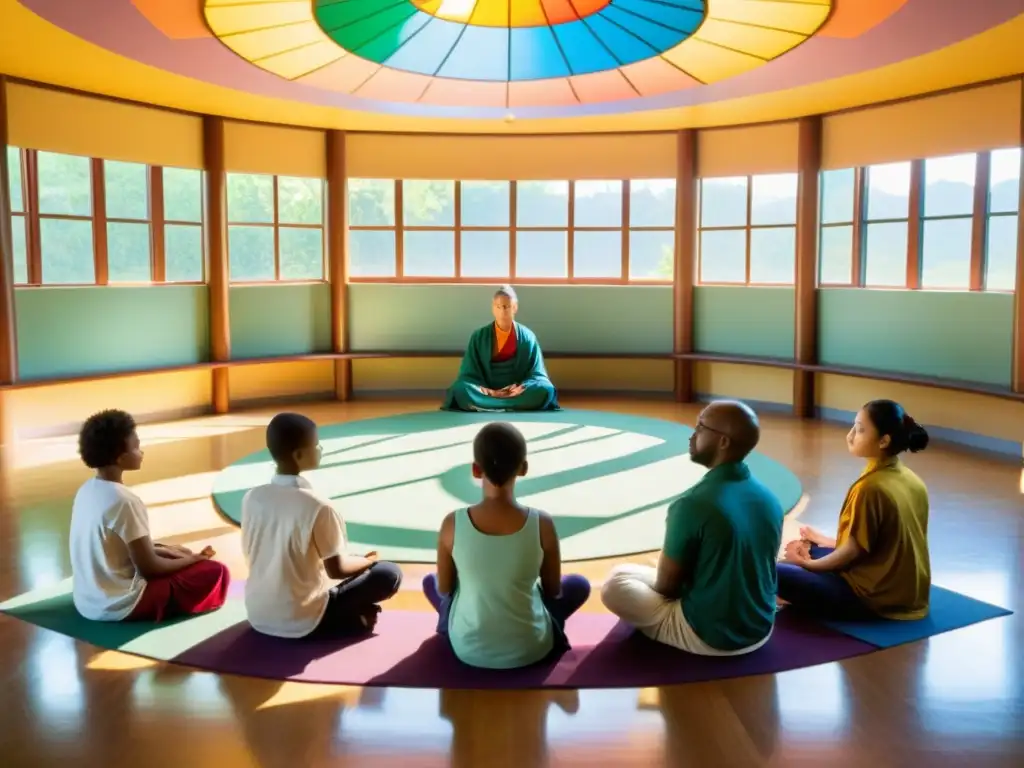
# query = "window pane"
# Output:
<box><xmin>349</xmin><ymin>230</ymin><xmax>396</xmax><ymax>277</ymax></box>
<box><xmin>819</xmin><ymin>225</ymin><xmax>853</xmax><ymax>284</ymax></box>
<box><xmin>629</xmin><ymin>230</ymin><xmax>674</xmax><ymax>280</ymax></box>
<box><xmin>227</xmin><ymin>174</ymin><xmax>274</xmax><ymax>223</ymax></box>
<box><xmin>515</xmin><ymin>231</ymin><xmax>567</xmax><ymax>277</ymax></box>
<box><xmin>107</xmin><ymin>222</ymin><xmax>152</xmax><ymax>282</ymax></box>
<box><xmin>749</xmin><ymin>227</ymin><xmax>795</xmax><ymax>284</ymax></box>
<box><xmin>924</xmin><ymin>153</ymin><xmax>975</xmax><ymax>218</ymax></box>
<box><xmin>279</xmin><ymin>227</ymin><xmax>324</xmax><ymax>280</ymax></box>
<box><xmin>575</xmin><ymin>180</ymin><xmax>621</xmax><ymax>227</ymax></box>
<box><xmin>165</xmin><ymin>224</ymin><xmax>204</xmax><ymax>282</ymax></box>
<box><xmin>751</xmin><ymin>174</ymin><xmax>797</xmax><ymax>226</ymax></box>
<box><xmin>865</xmin><ymin>162</ymin><xmax>911</xmax><ymax>221</ymax></box>
<box><xmin>986</xmin><ymin>215</ymin><xmax>1018</xmax><ymax>291</ymax></box>
<box><xmin>990</xmin><ymin>148</ymin><xmax>1021</xmax><ymax>214</ymax></box>
<box><xmin>403</xmin><ymin>231</ymin><xmax>454</xmax><ymax>277</ymax></box>
<box><xmin>517</xmin><ymin>181</ymin><xmax>568</xmax><ymax>227</ymax></box>
<box><xmin>11</xmin><ymin>215</ymin><xmax>27</xmax><ymax>284</ymax></box>
<box><xmin>461</xmin><ymin>181</ymin><xmax>509</xmax><ymax>226</ymax></box>
<box><xmin>41</xmin><ymin>218</ymin><xmax>94</xmax><ymax>284</ymax></box>
<box><xmin>349</xmin><ymin>179</ymin><xmax>395</xmax><ymax>226</ymax></box>
<box><xmin>37</xmin><ymin>151</ymin><xmax>91</xmax><ymax>216</ymax></box>
<box><xmin>278</xmin><ymin>176</ymin><xmax>322</xmax><ymax>225</ymax></box>
<box><xmin>105</xmin><ymin>160</ymin><xmax>149</xmax><ymax>220</ymax></box>
<box><xmin>821</xmin><ymin>169</ymin><xmax>854</xmax><ymax>225</ymax></box>
<box><xmin>699</xmin><ymin>229</ymin><xmax>746</xmax><ymax>283</ymax></box>
<box><xmin>573</xmin><ymin>230</ymin><xmax>621</xmax><ymax>278</ymax></box>
<box><xmin>700</xmin><ymin>177</ymin><xmax>747</xmax><ymax>228</ymax></box>
<box><xmin>403</xmin><ymin>180</ymin><xmax>454</xmax><ymax>226</ymax></box>
<box><xmin>921</xmin><ymin>218</ymin><xmax>971</xmax><ymax>289</ymax></box>
<box><xmin>629</xmin><ymin>180</ymin><xmax>675</xmax><ymax>227</ymax></box>
<box><xmin>164</xmin><ymin>167</ymin><xmax>203</xmax><ymax>223</ymax></box>
<box><xmin>461</xmin><ymin>231</ymin><xmax>509</xmax><ymax>277</ymax></box>
<box><xmin>228</xmin><ymin>225</ymin><xmax>274</xmax><ymax>281</ymax></box>
<box><xmin>7</xmin><ymin>146</ymin><xmax>23</xmax><ymax>213</ymax></box>
<box><xmin>863</xmin><ymin>222</ymin><xmax>908</xmax><ymax>286</ymax></box>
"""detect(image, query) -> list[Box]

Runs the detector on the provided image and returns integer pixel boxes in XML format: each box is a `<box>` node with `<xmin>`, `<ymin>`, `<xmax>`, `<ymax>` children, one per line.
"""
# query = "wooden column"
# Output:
<box><xmin>905</xmin><ymin>159</ymin><xmax>923</xmax><ymax>289</ymax></box>
<box><xmin>204</xmin><ymin>117</ymin><xmax>231</xmax><ymax>413</ymax></box>
<box><xmin>326</xmin><ymin>130</ymin><xmax>351</xmax><ymax>401</ymax></box>
<box><xmin>0</xmin><ymin>77</ymin><xmax>19</xmax><ymax>446</ymax></box>
<box><xmin>793</xmin><ymin>116</ymin><xmax>822</xmax><ymax>418</ymax></box>
<box><xmin>1013</xmin><ymin>76</ymin><xmax>1024</xmax><ymax>394</ymax></box>
<box><xmin>673</xmin><ymin>129</ymin><xmax>697</xmax><ymax>402</ymax></box>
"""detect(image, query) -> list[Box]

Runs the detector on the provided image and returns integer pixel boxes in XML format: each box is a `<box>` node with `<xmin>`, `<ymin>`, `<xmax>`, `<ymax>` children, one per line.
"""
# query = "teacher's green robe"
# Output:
<box><xmin>441</xmin><ymin>322</ymin><xmax>559</xmax><ymax>412</ymax></box>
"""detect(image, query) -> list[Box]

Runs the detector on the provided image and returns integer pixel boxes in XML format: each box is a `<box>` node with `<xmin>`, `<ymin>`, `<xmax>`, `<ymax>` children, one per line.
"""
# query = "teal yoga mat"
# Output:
<box><xmin>210</xmin><ymin>409</ymin><xmax>805</xmax><ymax>563</ymax></box>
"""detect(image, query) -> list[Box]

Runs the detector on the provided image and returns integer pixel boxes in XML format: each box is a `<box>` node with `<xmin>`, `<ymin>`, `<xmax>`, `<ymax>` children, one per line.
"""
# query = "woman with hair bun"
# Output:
<box><xmin>777</xmin><ymin>399</ymin><xmax>932</xmax><ymax>620</ymax></box>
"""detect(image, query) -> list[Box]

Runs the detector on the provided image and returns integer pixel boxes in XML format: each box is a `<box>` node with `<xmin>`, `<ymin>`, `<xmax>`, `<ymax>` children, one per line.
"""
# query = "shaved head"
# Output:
<box><xmin>689</xmin><ymin>400</ymin><xmax>761</xmax><ymax>467</ymax></box>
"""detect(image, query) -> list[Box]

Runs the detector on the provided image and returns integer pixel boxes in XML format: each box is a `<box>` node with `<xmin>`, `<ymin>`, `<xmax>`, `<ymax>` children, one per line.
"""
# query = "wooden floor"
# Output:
<box><xmin>0</xmin><ymin>397</ymin><xmax>1020</xmax><ymax>767</ymax></box>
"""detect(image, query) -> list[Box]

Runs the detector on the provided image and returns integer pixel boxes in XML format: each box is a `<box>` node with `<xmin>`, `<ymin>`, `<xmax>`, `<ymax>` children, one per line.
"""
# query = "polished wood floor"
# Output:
<box><xmin>0</xmin><ymin>397</ymin><xmax>1020</xmax><ymax>767</ymax></box>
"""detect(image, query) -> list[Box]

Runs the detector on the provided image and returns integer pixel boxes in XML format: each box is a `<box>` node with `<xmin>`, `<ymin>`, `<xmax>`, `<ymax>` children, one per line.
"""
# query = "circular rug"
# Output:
<box><xmin>212</xmin><ymin>409</ymin><xmax>803</xmax><ymax>563</ymax></box>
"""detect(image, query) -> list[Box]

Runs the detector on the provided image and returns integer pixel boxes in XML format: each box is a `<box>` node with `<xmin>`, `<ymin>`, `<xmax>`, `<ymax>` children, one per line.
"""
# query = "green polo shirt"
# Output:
<box><xmin>663</xmin><ymin>461</ymin><xmax>784</xmax><ymax>651</ymax></box>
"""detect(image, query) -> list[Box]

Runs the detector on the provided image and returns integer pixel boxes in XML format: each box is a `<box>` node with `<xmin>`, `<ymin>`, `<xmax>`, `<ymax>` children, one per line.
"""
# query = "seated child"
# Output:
<box><xmin>69</xmin><ymin>409</ymin><xmax>230</xmax><ymax>622</ymax></box>
<box><xmin>422</xmin><ymin>422</ymin><xmax>591</xmax><ymax>669</ymax></box>
<box><xmin>241</xmin><ymin>412</ymin><xmax>403</xmax><ymax>638</ymax></box>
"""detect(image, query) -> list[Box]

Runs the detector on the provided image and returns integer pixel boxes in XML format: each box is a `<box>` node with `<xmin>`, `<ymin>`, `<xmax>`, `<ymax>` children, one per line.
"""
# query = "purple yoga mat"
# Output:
<box><xmin>173</xmin><ymin>609</ymin><xmax>876</xmax><ymax>689</ymax></box>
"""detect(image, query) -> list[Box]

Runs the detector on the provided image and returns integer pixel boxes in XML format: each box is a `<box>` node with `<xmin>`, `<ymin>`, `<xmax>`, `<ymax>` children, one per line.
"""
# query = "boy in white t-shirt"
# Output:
<box><xmin>241</xmin><ymin>412</ymin><xmax>403</xmax><ymax>638</ymax></box>
<box><xmin>69</xmin><ymin>409</ymin><xmax>231</xmax><ymax>622</ymax></box>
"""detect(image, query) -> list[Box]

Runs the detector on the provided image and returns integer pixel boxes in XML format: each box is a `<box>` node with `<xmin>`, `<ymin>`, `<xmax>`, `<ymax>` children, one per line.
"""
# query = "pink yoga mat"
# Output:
<box><xmin>174</xmin><ymin>609</ymin><xmax>876</xmax><ymax>689</ymax></box>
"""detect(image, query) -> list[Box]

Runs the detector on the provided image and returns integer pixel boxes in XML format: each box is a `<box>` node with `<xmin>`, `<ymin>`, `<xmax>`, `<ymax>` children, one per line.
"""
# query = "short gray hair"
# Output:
<box><xmin>494</xmin><ymin>284</ymin><xmax>518</xmax><ymax>303</ymax></box>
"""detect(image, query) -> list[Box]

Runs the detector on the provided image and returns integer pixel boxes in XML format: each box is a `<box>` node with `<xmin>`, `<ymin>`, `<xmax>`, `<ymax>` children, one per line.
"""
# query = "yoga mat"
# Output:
<box><xmin>210</xmin><ymin>409</ymin><xmax>804</xmax><ymax>563</ymax></box>
<box><xmin>820</xmin><ymin>586</ymin><xmax>1013</xmax><ymax>648</ymax></box>
<box><xmin>1</xmin><ymin>580</ymin><xmax>873</xmax><ymax>689</ymax></box>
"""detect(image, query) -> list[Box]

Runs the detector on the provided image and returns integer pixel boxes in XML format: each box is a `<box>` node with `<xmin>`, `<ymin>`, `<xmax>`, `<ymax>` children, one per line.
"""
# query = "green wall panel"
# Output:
<box><xmin>229</xmin><ymin>283</ymin><xmax>333</xmax><ymax>359</ymax></box>
<box><xmin>348</xmin><ymin>284</ymin><xmax>674</xmax><ymax>354</ymax></box>
<box><xmin>818</xmin><ymin>289</ymin><xmax>1013</xmax><ymax>387</ymax></box>
<box><xmin>15</xmin><ymin>286</ymin><xmax>209</xmax><ymax>380</ymax></box>
<box><xmin>693</xmin><ymin>286</ymin><xmax>795</xmax><ymax>359</ymax></box>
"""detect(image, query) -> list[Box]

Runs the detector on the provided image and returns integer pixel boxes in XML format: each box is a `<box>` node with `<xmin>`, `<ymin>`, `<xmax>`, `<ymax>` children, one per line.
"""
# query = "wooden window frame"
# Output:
<box><xmin>225</xmin><ymin>173</ymin><xmax>326</xmax><ymax>285</ymax></box>
<box><xmin>980</xmin><ymin>148</ymin><xmax>1020</xmax><ymax>293</ymax></box>
<box><xmin>858</xmin><ymin>161</ymin><xmax>916</xmax><ymax>290</ymax></box>
<box><xmin>817</xmin><ymin>167</ymin><xmax>863</xmax><ymax>288</ymax></box>
<box><xmin>918</xmin><ymin>153</ymin><xmax>980</xmax><ymax>291</ymax></box>
<box><xmin>12</xmin><ymin>148</ymin><xmax>207</xmax><ymax>287</ymax></box>
<box><xmin>696</xmin><ymin>174</ymin><xmax>799</xmax><ymax>287</ymax></box>
<box><xmin>347</xmin><ymin>179</ymin><xmax>675</xmax><ymax>285</ymax></box>
<box><xmin>158</xmin><ymin>166</ymin><xmax>207</xmax><ymax>285</ymax></box>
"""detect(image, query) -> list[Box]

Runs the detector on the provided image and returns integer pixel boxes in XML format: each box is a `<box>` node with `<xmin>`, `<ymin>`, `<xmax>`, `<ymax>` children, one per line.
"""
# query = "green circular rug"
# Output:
<box><xmin>212</xmin><ymin>409</ymin><xmax>803</xmax><ymax>563</ymax></box>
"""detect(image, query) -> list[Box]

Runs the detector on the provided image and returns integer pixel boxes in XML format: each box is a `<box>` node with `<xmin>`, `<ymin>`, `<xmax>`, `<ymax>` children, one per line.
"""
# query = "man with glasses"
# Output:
<box><xmin>600</xmin><ymin>400</ymin><xmax>784</xmax><ymax>656</ymax></box>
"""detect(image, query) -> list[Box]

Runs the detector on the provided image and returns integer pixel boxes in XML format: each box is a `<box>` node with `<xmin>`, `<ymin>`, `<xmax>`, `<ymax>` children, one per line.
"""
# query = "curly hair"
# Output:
<box><xmin>78</xmin><ymin>409</ymin><xmax>137</xmax><ymax>469</ymax></box>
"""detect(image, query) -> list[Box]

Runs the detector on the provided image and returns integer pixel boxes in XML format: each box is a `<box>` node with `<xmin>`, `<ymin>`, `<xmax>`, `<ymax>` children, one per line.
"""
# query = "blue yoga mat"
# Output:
<box><xmin>822</xmin><ymin>586</ymin><xmax>1013</xmax><ymax>648</ymax></box>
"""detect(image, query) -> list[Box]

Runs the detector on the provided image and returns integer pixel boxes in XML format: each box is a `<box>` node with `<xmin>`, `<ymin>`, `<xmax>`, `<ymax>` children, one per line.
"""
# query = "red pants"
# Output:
<box><xmin>127</xmin><ymin>559</ymin><xmax>231</xmax><ymax>622</ymax></box>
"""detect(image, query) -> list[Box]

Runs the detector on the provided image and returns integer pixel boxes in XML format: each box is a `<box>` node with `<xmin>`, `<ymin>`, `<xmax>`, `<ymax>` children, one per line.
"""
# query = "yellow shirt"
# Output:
<box><xmin>836</xmin><ymin>457</ymin><xmax>931</xmax><ymax>620</ymax></box>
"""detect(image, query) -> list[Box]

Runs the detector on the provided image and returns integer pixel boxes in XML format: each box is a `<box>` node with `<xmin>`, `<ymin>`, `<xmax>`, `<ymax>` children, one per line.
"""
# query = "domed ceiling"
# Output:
<box><xmin>7</xmin><ymin>0</ymin><xmax>1024</xmax><ymax>128</ymax></box>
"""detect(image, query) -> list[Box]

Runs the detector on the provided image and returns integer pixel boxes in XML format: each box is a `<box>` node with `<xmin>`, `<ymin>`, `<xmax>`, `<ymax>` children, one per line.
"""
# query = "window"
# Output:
<box><xmin>516</xmin><ymin>181</ymin><xmax>568</xmax><ymax>279</ymax></box>
<box><xmin>37</xmin><ymin>151</ymin><xmax>95</xmax><ymax>285</ymax></box>
<box><xmin>226</xmin><ymin>173</ymin><xmax>324</xmax><ymax>282</ymax></box>
<box><xmin>345</xmin><ymin>178</ymin><xmax>674</xmax><ymax>283</ymax></box>
<box><xmin>987</xmin><ymin>148</ymin><xmax>1020</xmax><ymax>292</ymax></box>
<box><xmin>163</xmin><ymin>167</ymin><xmax>205</xmax><ymax>283</ymax></box>
<box><xmin>9</xmin><ymin>150</ymin><xmax>206</xmax><ymax>286</ymax></box>
<box><xmin>698</xmin><ymin>174</ymin><xmax>796</xmax><ymax>284</ymax></box>
<box><xmin>629</xmin><ymin>180</ymin><xmax>676</xmax><ymax>280</ymax></box>
<box><xmin>920</xmin><ymin>153</ymin><xmax>975</xmax><ymax>289</ymax></box>
<box><xmin>6</xmin><ymin>147</ymin><xmax>27</xmax><ymax>284</ymax></box>
<box><xmin>862</xmin><ymin>162</ymin><xmax>910</xmax><ymax>287</ymax></box>
<box><xmin>105</xmin><ymin>160</ymin><xmax>152</xmax><ymax>282</ymax></box>
<box><xmin>818</xmin><ymin>168</ymin><xmax>856</xmax><ymax>285</ymax></box>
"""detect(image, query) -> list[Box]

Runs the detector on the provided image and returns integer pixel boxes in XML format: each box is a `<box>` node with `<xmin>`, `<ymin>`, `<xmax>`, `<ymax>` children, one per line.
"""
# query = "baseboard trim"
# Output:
<box><xmin>16</xmin><ymin>404</ymin><xmax>214</xmax><ymax>441</ymax></box>
<box><xmin>815</xmin><ymin>406</ymin><xmax>1022</xmax><ymax>463</ymax></box>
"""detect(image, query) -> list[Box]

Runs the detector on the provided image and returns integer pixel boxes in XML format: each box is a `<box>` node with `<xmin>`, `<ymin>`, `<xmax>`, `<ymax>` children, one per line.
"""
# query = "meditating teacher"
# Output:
<box><xmin>441</xmin><ymin>286</ymin><xmax>559</xmax><ymax>412</ymax></box>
